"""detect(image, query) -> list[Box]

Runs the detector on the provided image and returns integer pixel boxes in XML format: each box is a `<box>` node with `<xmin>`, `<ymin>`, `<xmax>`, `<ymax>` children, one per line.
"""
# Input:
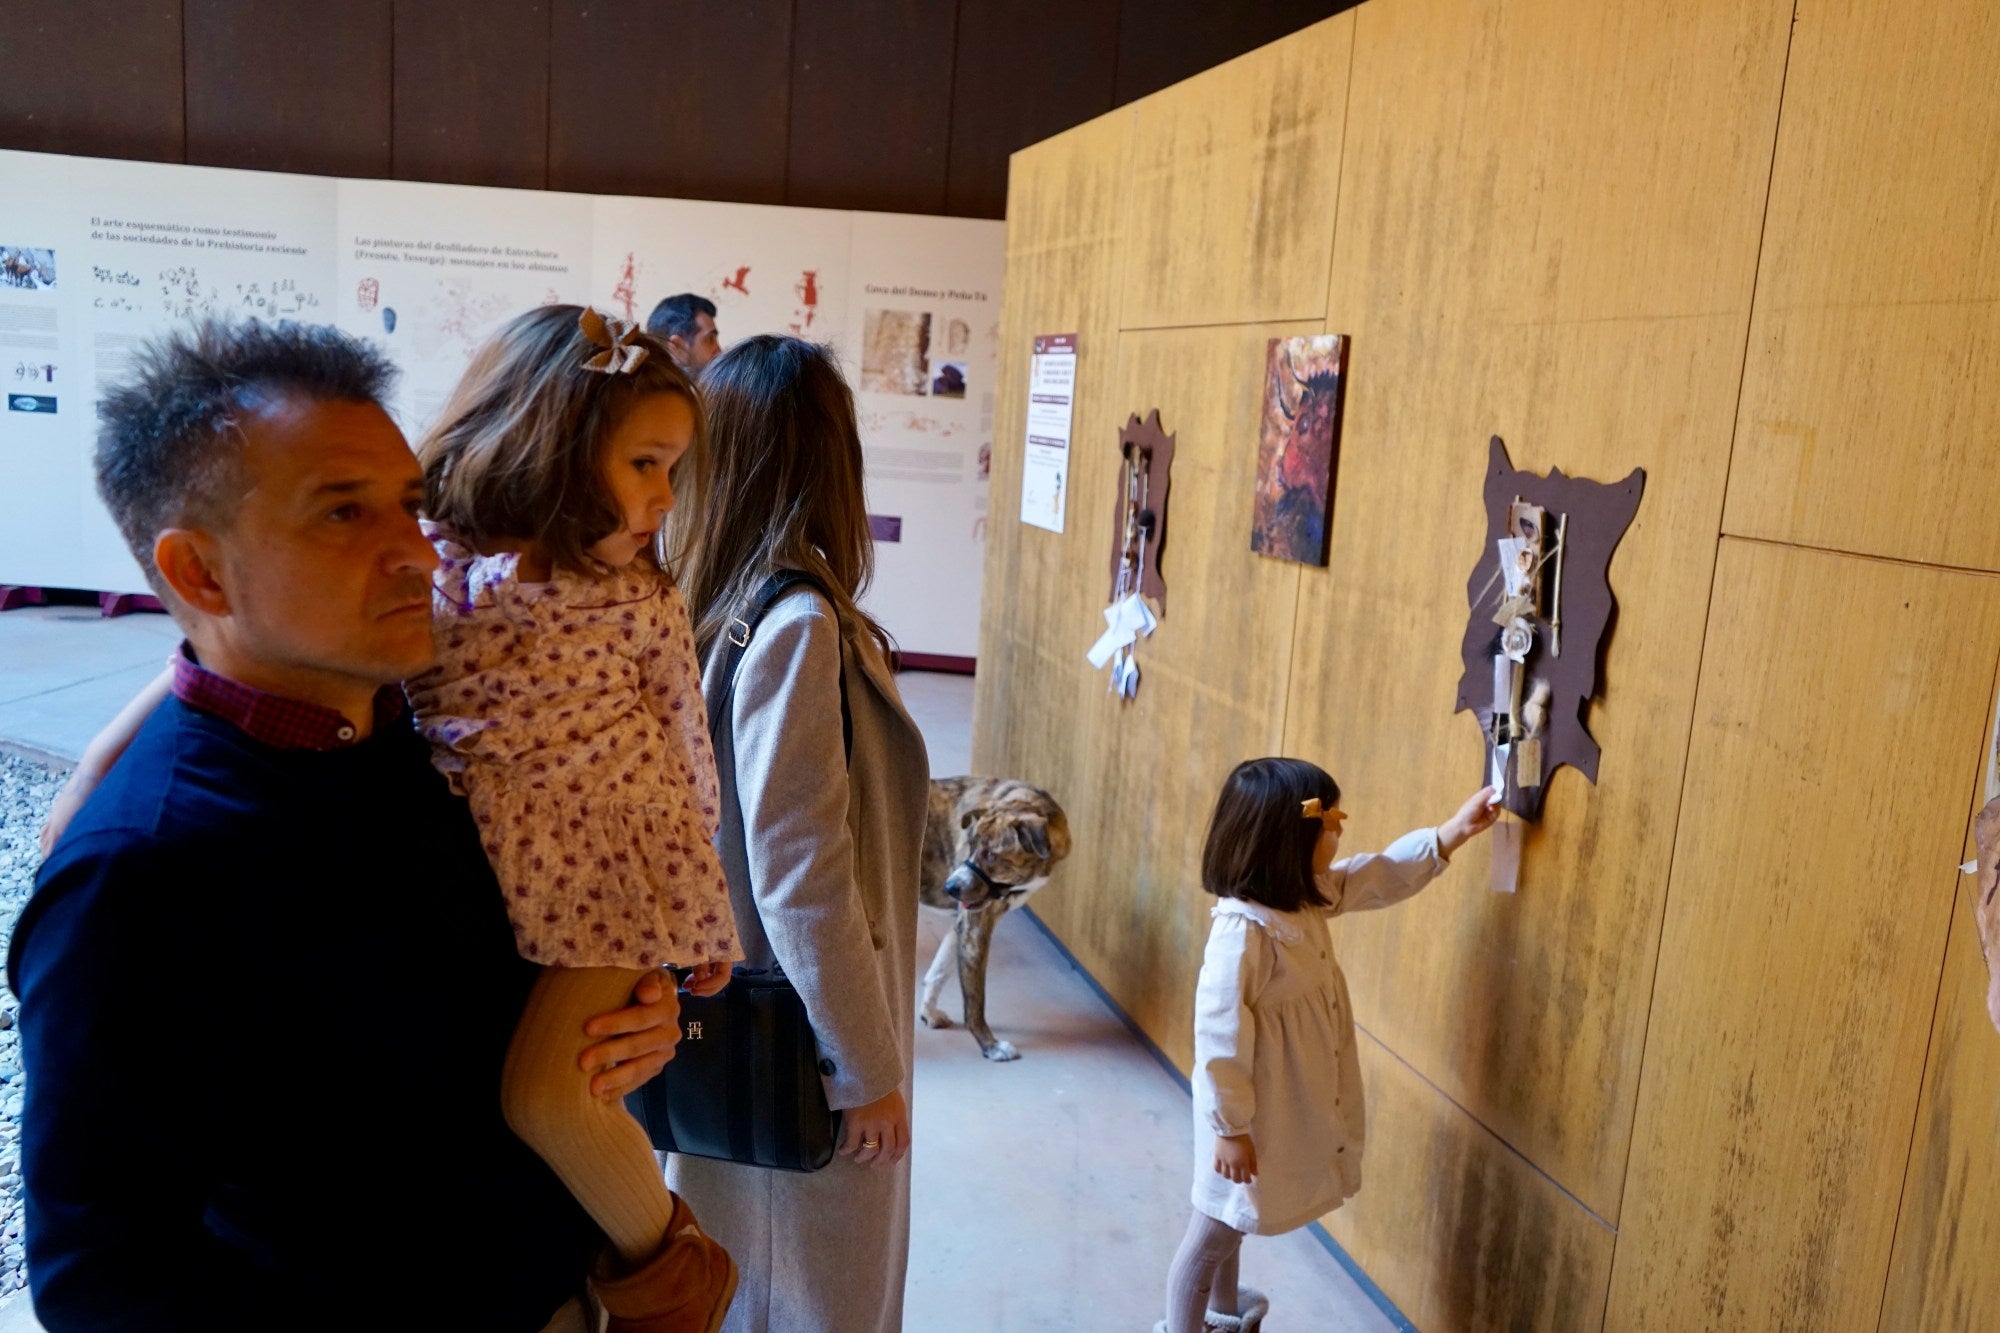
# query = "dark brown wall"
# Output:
<box><xmin>0</xmin><ymin>0</ymin><xmax>1359</xmax><ymax>218</ymax></box>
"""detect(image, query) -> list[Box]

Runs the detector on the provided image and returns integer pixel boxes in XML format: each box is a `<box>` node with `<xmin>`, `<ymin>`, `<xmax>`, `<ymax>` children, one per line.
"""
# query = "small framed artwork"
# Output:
<box><xmin>1250</xmin><ymin>333</ymin><xmax>1348</xmax><ymax>566</ymax></box>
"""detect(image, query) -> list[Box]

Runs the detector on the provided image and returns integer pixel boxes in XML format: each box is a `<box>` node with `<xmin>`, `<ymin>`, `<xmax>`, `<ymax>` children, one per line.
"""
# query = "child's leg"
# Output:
<box><xmin>502</xmin><ymin>965</ymin><xmax>676</xmax><ymax>1268</ymax></box>
<box><xmin>1211</xmin><ymin>1242</ymin><xmax>1240</xmax><ymax>1316</ymax></box>
<box><xmin>1163</xmin><ymin>1211</ymin><xmax>1244</xmax><ymax>1333</ymax></box>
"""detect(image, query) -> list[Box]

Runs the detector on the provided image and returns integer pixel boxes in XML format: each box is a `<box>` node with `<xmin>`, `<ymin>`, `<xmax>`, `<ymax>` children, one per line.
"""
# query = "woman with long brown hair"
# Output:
<box><xmin>664</xmin><ymin>335</ymin><xmax>929</xmax><ymax>1333</ymax></box>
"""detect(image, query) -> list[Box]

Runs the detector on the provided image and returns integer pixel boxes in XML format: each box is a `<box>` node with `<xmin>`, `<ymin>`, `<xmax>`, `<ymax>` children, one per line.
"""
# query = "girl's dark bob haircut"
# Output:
<box><xmin>1200</xmin><ymin>757</ymin><xmax>1341</xmax><ymax>912</ymax></box>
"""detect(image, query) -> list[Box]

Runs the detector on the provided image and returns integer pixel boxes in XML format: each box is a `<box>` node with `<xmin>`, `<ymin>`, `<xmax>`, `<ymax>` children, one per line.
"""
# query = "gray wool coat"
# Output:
<box><xmin>666</xmin><ymin>588</ymin><xmax>930</xmax><ymax>1333</ymax></box>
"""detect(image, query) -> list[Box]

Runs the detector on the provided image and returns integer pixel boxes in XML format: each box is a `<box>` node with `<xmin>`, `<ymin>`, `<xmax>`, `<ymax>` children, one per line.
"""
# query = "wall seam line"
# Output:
<box><xmin>1354</xmin><ymin>1021</ymin><xmax>1618</xmax><ymax>1234</ymax></box>
<box><xmin>782</xmin><ymin>0</ymin><xmax>799</xmax><ymax>204</ymax></box>
<box><xmin>1875</xmin><ymin>648</ymin><xmax>2000</xmax><ymax>1333</ymax></box>
<box><xmin>385</xmin><ymin>1</ymin><xmax>396</xmax><ymax>179</ymax></box>
<box><xmin>542</xmin><ymin>0</ymin><xmax>553</xmax><ymax>190</ymax></box>
<box><xmin>1279</xmin><ymin>11</ymin><xmax>1360</xmax><ymax>756</ymax></box>
<box><xmin>1720</xmin><ymin>532</ymin><xmax>2000</xmax><ymax>580</ymax></box>
<box><xmin>178</xmin><ymin>0</ymin><xmax>189</xmax><ymax>163</ymax></box>
<box><xmin>939</xmin><ymin>0</ymin><xmax>962</xmax><ymax>215</ymax></box>
<box><xmin>1597</xmin><ymin>4</ymin><xmax>1800</xmax><ymax>1325</ymax></box>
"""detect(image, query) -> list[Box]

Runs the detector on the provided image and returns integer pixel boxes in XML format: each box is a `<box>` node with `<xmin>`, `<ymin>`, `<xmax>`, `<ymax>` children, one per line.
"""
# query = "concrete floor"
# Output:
<box><xmin>0</xmin><ymin>607</ymin><xmax>1400</xmax><ymax>1331</ymax></box>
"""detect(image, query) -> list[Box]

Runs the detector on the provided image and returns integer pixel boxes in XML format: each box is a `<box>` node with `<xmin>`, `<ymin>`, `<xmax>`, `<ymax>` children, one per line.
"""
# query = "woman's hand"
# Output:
<box><xmin>681</xmin><ymin>961</ymin><xmax>730</xmax><ymax>997</ymax></box>
<box><xmin>838</xmin><ymin>1087</ymin><xmax>911</xmax><ymax>1168</ymax></box>
<box><xmin>1438</xmin><ymin>786</ymin><xmax>1501</xmax><ymax>858</ymax></box>
<box><xmin>1214</xmin><ymin>1133</ymin><xmax>1257</xmax><ymax>1184</ymax></box>
<box><xmin>580</xmin><ymin>969</ymin><xmax>682</xmax><ymax>1099</ymax></box>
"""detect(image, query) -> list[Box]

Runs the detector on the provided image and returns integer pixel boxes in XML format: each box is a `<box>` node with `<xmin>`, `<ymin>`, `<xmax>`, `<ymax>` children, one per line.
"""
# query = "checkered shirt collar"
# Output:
<box><xmin>169</xmin><ymin>644</ymin><xmax>407</xmax><ymax>750</ymax></box>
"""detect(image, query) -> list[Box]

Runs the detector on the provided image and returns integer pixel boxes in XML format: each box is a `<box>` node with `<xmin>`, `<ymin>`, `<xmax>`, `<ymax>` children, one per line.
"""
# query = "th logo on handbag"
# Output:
<box><xmin>685</xmin><ymin>1021</ymin><xmax>703</xmax><ymax>1041</ymax></box>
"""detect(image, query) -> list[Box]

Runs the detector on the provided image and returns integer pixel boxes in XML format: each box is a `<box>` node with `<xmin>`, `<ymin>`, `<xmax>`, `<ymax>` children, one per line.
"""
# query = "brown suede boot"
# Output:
<box><xmin>590</xmin><ymin>1194</ymin><xmax>739</xmax><ymax>1333</ymax></box>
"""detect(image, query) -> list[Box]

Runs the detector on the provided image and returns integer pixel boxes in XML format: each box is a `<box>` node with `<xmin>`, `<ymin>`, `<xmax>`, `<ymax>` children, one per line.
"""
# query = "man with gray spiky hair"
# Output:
<box><xmin>12</xmin><ymin>319</ymin><xmax>685</xmax><ymax>1332</ymax></box>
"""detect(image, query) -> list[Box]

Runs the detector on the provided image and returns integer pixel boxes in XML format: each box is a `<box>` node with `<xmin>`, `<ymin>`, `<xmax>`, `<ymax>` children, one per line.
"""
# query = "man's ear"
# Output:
<box><xmin>153</xmin><ymin>528</ymin><xmax>229</xmax><ymax>616</ymax></box>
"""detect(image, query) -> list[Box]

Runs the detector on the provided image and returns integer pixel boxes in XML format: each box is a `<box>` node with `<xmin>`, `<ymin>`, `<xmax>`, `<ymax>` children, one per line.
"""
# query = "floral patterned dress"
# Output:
<box><xmin>407</xmin><ymin>522</ymin><xmax>741</xmax><ymax>971</ymax></box>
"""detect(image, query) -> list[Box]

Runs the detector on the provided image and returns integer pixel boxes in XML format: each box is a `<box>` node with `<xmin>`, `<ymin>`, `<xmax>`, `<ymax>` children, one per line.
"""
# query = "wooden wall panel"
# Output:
<box><xmin>1605</xmin><ymin>539</ymin><xmax>2000</xmax><ymax>1330</ymax></box>
<box><xmin>547</xmin><ymin>2</ymin><xmax>793</xmax><ymax>203</ymax></box>
<box><xmin>183</xmin><ymin>0</ymin><xmax>392</xmax><ymax>178</ymax></box>
<box><xmin>1723</xmin><ymin>0</ymin><xmax>2000</xmax><ymax>571</ymax></box>
<box><xmin>1328</xmin><ymin>1033</ymin><xmax>1614</xmax><ymax>1332</ymax></box>
<box><xmin>1881</xmin><ymin>862</ymin><xmax>2000</xmax><ymax>1330</ymax></box>
<box><xmin>974</xmin><ymin>108</ymin><xmax>1134</xmax><ymax>839</ymax></box>
<box><xmin>786</xmin><ymin>0</ymin><xmax>957</xmax><ymax>214</ymax></box>
<box><xmin>1031</xmin><ymin>322</ymin><xmax>1319</xmax><ymax>1050</ymax></box>
<box><xmin>1117</xmin><ymin>15</ymin><xmax>1350</xmax><ymax>330</ymax></box>
<box><xmin>1285</xmin><ymin>0</ymin><xmax>1792</xmax><ymax>1223</ymax></box>
<box><xmin>0</xmin><ymin>0</ymin><xmax>183</xmax><ymax>164</ymax></box>
<box><xmin>392</xmin><ymin>0</ymin><xmax>549</xmax><ymax>191</ymax></box>
<box><xmin>1113</xmin><ymin>0</ymin><xmax>1360</xmax><ymax>106</ymax></box>
<box><xmin>944</xmin><ymin>0</ymin><xmax>1120</xmax><ymax>220</ymax></box>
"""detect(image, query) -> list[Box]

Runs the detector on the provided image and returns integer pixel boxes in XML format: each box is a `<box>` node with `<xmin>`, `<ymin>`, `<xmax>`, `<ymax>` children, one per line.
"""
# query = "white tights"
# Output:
<box><xmin>1164</xmin><ymin>1210</ymin><xmax>1243</xmax><ymax>1332</ymax></box>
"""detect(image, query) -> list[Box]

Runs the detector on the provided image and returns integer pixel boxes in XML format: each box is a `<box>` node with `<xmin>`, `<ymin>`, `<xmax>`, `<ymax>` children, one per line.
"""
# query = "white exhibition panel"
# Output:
<box><xmin>0</xmin><ymin>150</ymin><xmax>1001</xmax><ymax>659</ymax></box>
<box><xmin>842</xmin><ymin>212</ymin><xmax>1003</xmax><ymax>662</ymax></box>
<box><xmin>334</xmin><ymin>179</ymin><xmax>597</xmax><ymax>438</ymax></box>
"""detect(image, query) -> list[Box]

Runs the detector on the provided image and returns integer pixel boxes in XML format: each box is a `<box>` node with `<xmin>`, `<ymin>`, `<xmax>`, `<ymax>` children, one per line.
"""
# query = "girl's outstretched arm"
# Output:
<box><xmin>1320</xmin><ymin>787</ymin><xmax>1497</xmax><ymax>915</ymax></box>
<box><xmin>1438</xmin><ymin>786</ymin><xmax>1501</xmax><ymax>857</ymax></box>
<box><xmin>39</xmin><ymin>665</ymin><xmax>172</xmax><ymax>856</ymax></box>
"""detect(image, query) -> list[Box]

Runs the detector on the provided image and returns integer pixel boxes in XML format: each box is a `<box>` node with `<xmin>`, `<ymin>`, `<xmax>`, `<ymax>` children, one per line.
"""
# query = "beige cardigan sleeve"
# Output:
<box><xmin>1316</xmin><ymin>826</ymin><xmax>1449</xmax><ymax>916</ymax></box>
<box><xmin>1192</xmin><ymin>915</ymin><xmax>1274</xmax><ymax>1138</ymax></box>
<box><xmin>730</xmin><ymin>598</ymin><xmax>905</xmax><ymax>1111</ymax></box>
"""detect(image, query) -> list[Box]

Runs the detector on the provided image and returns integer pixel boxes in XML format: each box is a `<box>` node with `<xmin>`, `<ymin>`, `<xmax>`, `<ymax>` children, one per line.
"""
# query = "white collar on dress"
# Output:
<box><xmin>1211</xmin><ymin>897</ymin><xmax>1306</xmax><ymax>944</ymax></box>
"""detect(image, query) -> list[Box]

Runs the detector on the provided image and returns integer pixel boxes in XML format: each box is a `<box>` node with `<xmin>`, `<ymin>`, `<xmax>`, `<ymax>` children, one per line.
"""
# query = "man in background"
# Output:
<box><xmin>645</xmin><ymin>293</ymin><xmax>722</xmax><ymax>373</ymax></box>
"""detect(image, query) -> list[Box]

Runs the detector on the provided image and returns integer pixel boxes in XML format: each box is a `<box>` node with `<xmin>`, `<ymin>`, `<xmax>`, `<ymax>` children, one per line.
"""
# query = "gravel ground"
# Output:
<box><xmin>0</xmin><ymin>750</ymin><xmax>61</xmax><ymax>1305</ymax></box>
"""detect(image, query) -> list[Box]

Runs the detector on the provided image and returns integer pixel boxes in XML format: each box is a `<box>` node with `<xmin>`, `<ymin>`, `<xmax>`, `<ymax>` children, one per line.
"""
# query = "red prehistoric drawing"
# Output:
<box><xmin>720</xmin><ymin>266</ymin><xmax>750</xmax><ymax>296</ymax></box>
<box><xmin>795</xmin><ymin>269</ymin><xmax>819</xmax><ymax>329</ymax></box>
<box><xmin>356</xmin><ymin>277</ymin><xmax>380</xmax><ymax>312</ymax></box>
<box><xmin>612</xmin><ymin>252</ymin><xmax>638</xmax><ymax>321</ymax></box>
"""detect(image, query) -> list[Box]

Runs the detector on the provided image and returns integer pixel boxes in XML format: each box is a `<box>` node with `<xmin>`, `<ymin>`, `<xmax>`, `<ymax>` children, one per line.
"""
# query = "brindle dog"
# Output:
<box><xmin>919</xmin><ymin>777</ymin><xmax>1071</xmax><ymax>1061</ymax></box>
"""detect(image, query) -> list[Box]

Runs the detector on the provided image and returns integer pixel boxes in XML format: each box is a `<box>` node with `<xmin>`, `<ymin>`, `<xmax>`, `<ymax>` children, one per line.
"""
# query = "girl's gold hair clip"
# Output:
<box><xmin>1301</xmin><ymin>798</ymin><xmax>1324</xmax><ymax>820</ymax></box>
<box><xmin>579</xmin><ymin>307</ymin><xmax>649</xmax><ymax>375</ymax></box>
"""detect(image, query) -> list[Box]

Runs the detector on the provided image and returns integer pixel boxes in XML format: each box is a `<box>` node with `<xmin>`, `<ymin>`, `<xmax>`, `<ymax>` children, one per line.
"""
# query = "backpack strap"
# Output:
<box><xmin>710</xmin><ymin>570</ymin><xmax>852</xmax><ymax>765</ymax></box>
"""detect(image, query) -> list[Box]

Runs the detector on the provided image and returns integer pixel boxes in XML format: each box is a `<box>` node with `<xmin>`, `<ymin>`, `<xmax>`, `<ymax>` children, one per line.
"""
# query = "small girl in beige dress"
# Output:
<box><xmin>1159</xmin><ymin>758</ymin><xmax>1496</xmax><ymax>1333</ymax></box>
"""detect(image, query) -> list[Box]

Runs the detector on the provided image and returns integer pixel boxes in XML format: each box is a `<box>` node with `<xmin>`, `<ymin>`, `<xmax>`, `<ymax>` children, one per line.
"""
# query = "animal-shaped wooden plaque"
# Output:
<box><xmin>1453</xmin><ymin>436</ymin><xmax>1645</xmax><ymax>822</ymax></box>
<box><xmin>1107</xmin><ymin>410</ymin><xmax>1175</xmax><ymax>611</ymax></box>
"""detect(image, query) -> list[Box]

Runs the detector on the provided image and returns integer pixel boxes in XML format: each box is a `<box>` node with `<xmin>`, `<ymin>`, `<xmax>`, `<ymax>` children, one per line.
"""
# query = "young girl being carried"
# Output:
<box><xmin>39</xmin><ymin>307</ymin><xmax>742</xmax><ymax>1331</ymax></box>
<box><xmin>1159</xmin><ymin>759</ymin><xmax>1497</xmax><ymax>1333</ymax></box>
<box><xmin>410</xmin><ymin>305</ymin><xmax>742</xmax><ymax>1333</ymax></box>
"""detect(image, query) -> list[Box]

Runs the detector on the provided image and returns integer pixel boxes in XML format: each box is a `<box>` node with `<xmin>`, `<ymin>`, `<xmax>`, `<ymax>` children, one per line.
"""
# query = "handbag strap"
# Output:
<box><xmin>710</xmin><ymin>567</ymin><xmax>852</xmax><ymax>769</ymax></box>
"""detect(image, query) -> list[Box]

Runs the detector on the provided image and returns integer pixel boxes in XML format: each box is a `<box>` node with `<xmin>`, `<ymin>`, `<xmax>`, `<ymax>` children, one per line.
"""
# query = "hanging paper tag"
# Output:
<box><xmin>1517</xmin><ymin>736</ymin><xmax>1543</xmax><ymax>787</ymax></box>
<box><xmin>1115</xmin><ymin>650</ymin><xmax>1141</xmax><ymax>698</ymax></box>
<box><xmin>1086</xmin><ymin>594</ymin><xmax>1148</xmax><ymax>668</ymax></box>
<box><xmin>1490</xmin><ymin>816</ymin><xmax>1522</xmax><ymax>893</ymax></box>
<box><xmin>1087</xmin><ymin>620</ymin><xmax>1131</xmax><ymax>669</ymax></box>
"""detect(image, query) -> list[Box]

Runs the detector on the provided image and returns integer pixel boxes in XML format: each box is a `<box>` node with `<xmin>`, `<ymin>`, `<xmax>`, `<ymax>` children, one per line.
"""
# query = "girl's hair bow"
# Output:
<box><xmin>579</xmin><ymin>307</ymin><xmax>649</xmax><ymax>375</ymax></box>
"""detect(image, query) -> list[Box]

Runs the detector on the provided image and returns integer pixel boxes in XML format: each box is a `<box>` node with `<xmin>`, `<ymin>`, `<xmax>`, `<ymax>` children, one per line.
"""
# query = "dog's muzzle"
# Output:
<box><xmin>945</xmin><ymin>859</ymin><xmax>1023</xmax><ymax>910</ymax></box>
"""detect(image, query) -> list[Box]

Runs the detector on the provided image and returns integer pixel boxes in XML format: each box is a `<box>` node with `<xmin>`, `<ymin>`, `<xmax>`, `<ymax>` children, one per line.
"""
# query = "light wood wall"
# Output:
<box><xmin>973</xmin><ymin>0</ymin><xmax>2000</xmax><ymax>1327</ymax></box>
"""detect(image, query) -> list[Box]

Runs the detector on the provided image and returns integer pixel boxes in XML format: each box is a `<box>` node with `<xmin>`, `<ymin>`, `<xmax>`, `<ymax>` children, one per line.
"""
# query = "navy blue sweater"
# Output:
<box><xmin>8</xmin><ymin>698</ymin><xmax>601</xmax><ymax>1331</ymax></box>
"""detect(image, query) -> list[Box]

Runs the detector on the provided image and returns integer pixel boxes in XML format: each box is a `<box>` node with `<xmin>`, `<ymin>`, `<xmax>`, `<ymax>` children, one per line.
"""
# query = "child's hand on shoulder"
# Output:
<box><xmin>682</xmin><ymin>961</ymin><xmax>731</xmax><ymax>997</ymax></box>
<box><xmin>1214</xmin><ymin>1134</ymin><xmax>1257</xmax><ymax>1184</ymax></box>
<box><xmin>1438</xmin><ymin>786</ymin><xmax>1501</xmax><ymax>857</ymax></box>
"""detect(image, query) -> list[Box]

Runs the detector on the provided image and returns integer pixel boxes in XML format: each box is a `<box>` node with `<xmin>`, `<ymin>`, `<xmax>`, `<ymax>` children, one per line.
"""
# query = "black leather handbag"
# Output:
<box><xmin>626</xmin><ymin>570</ymin><xmax>847</xmax><ymax>1172</ymax></box>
